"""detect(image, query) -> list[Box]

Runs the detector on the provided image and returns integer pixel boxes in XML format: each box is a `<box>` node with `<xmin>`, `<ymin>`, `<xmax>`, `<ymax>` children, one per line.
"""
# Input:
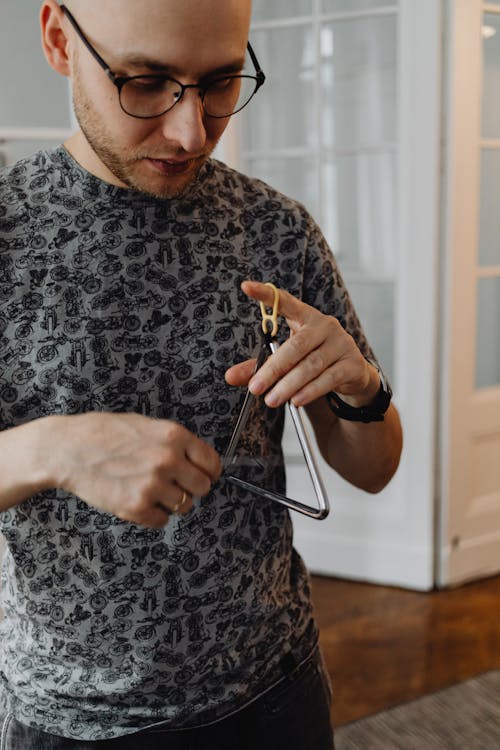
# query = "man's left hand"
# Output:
<box><xmin>225</xmin><ymin>280</ymin><xmax>380</xmax><ymax>410</ymax></box>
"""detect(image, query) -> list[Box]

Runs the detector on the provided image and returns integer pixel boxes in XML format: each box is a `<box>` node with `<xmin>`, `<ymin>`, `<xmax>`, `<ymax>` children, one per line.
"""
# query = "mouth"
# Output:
<box><xmin>145</xmin><ymin>157</ymin><xmax>200</xmax><ymax>176</ymax></box>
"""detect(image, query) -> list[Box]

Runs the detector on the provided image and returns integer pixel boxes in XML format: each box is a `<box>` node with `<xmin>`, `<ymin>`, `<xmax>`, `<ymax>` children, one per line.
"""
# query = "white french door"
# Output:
<box><xmin>438</xmin><ymin>0</ymin><xmax>500</xmax><ymax>585</ymax></box>
<box><xmin>220</xmin><ymin>0</ymin><xmax>442</xmax><ymax>590</ymax></box>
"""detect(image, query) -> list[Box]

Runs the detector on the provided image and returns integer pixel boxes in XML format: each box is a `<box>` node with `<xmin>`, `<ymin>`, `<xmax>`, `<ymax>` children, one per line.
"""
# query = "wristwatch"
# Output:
<box><xmin>325</xmin><ymin>359</ymin><xmax>392</xmax><ymax>423</ymax></box>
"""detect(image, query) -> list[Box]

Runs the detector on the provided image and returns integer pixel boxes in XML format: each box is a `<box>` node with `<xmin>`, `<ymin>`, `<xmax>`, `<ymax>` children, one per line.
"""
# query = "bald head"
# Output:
<box><xmin>66</xmin><ymin>0</ymin><xmax>251</xmax><ymax>51</ymax></box>
<box><xmin>61</xmin><ymin>0</ymin><xmax>253</xmax><ymax>92</ymax></box>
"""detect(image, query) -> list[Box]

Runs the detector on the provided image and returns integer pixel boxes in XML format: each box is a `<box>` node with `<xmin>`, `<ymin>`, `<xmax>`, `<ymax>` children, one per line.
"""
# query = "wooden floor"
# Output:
<box><xmin>311</xmin><ymin>573</ymin><xmax>500</xmax><ymax>728</ymax></box>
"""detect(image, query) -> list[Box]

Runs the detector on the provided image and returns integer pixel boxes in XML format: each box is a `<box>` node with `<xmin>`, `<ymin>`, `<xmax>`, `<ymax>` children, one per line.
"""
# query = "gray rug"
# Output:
<box><xmin>335</xmin><ymin>670</ymin><xmax>500</xmax><ymax>750</ymax></box>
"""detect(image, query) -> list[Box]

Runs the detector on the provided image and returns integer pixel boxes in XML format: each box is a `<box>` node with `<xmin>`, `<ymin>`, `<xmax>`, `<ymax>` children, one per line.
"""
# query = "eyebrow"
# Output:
<box><xmin>118</xmin><ymin>55</ymin><xmax>246</xmax><ymax>78</ymax></box>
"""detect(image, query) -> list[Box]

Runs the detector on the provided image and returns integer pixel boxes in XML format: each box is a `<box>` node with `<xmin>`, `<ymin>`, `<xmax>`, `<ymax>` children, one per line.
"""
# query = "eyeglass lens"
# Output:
<box><xmin>120</xmin><ymin>75</ymin><xmax>259</xmax><ymax>118</ymax></box>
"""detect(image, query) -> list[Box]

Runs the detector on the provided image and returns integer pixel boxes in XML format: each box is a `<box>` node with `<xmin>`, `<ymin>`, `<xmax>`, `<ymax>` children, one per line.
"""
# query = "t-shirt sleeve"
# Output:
<box><xmin>301</xmin><ymin>212</ymin><xmax>377</xmax><ymax>363</ymax></box>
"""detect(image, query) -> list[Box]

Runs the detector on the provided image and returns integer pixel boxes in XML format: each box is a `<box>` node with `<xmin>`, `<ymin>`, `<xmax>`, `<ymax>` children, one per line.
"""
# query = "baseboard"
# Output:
<box><xmin>438</xmin><ymin>529</ymin><xmax>500</xmax><ymax>587</ymax></box>
<box><xmin>294</xmin><ymin>527</ymin><xmax>434</xmax><ymax>591</ymax></box>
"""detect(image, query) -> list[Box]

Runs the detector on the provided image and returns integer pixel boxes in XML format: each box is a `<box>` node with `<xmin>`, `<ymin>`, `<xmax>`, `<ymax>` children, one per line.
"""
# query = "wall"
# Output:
<box><xmin>0</xmin><ymin>1</ymin><xmax>71</xmax><ymax>129</ymax></box>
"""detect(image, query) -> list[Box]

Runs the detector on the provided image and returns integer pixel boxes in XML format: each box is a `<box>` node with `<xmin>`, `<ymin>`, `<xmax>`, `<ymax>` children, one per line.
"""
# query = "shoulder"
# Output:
<box><xmin>207</xmin><ymin>158</ymin><xmax>312</xmax><ymax>224</ymax></box>
<box><xmin>0</xmin><ymin>150</ymin><xmax>52</xmax><ymax>202</ymax></box>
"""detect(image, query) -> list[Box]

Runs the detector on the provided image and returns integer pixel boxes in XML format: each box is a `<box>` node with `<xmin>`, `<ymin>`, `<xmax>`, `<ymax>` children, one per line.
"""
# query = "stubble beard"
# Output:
<box><xmin>71</xmin><ymin>76</ymin><xmax>210</xmax><ymax>200</ymax></box>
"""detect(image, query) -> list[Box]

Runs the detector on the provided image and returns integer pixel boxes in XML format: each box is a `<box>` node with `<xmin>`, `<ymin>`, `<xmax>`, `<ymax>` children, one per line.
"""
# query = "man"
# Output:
<box><xmin>0</xmin><ymin>1</ymin><xmax>403</xmax><ymax>747</ymax></box>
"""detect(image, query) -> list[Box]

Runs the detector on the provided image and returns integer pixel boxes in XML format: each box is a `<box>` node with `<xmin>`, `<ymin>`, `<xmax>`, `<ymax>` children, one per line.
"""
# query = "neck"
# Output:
<box><xmin>64</xmin><ymin>131</ymin><xmax>128</xmax><ymax>188</ymax></box>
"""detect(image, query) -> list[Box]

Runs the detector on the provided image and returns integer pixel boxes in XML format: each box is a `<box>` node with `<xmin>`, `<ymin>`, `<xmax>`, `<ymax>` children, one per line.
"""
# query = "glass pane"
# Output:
<box><xmin>479</xmin><ymin>149</ymin><xmax>500</xmax><ymax>266</ymax></box>
<box><xmin>252</xmin><ymin>0</ymin><xmax>312</xmax><ymax>22</ymax></box>
<box><xmin>321</xmin><ymin>16</ymin><xmax>397</xmax><ymax>149</ymax></box>
<box><xmin>347</xmin><ymin>281</ymin><xmax>395</xmax><ymax>384</ymax></box>
<box><xmin>0</xmin><ymin>0</ymin><xmax>71</xmax><ymax>128</ymax></box>
<box><xmin>322</xmin><ymin>0</ymin><xmax>398</xmax><ymax>13</ymax></box>
<box><xmin>482</xmin><ymin>13</ymin><xmax>500</xmax><ymax>138</ymax></box>
<box><xmin>242</xmin><ymin>156</ymin><xmax>319</xmax><ymax>222</ymax></box>
<box><xmin>321</xmin><ymin>151</ymin><xmax>397</xmax><ymax>277</ymax></box>
<box><xmin>476</xmin><ymin>278</ymin><xmax>500</xmax><ymax>389</ymax></box>
<box><xmin>241</xmin><ymin>25</ymin><xmax>317</xmax><ymax>152</ymax></box>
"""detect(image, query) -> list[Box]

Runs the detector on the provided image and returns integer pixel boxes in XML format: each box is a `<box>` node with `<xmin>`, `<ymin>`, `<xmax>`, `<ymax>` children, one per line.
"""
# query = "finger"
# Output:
<box><xmin>160</xmin><ymin>422</ymin><xmax>222</xmax><ymax>484</ymax></box>
<box><xmin>225</xmin><ymin>358</ymin><xmax>257</xmax><ymax>387</ymax></box>
<box><xmin>248</xmin><ymin>324</ymin><xmax>334</xmax><ymax>398</ymax></box>
<box><xmin>287</xmin><ymin>352</ymin><xmax>374</xmax><ymax>408</ymax></box>
<box><xmin>260</xmin><ymin>344</ymin><xmax>333</xmax><ymax>407</ymax></box>
<box><xmin>155</xmin><ymin>502</ymin><xmax>173</xmax><ymax>523</ymax></box>
<box><xmin>134</xmin><ymin>503</ymin><xmax>174</xmax><ymax>529</ymax></box>
<box><xmin>152</xmin><ymin>488</ymin><xmax>192</xmax><ymax>523</ymax></box>
<box><xmin>173</xmin><ymin>489</ymin><xmax>193</xmax><ymax>514</ymax></box>
<box><xmin>154</xmin><ymin>485</ymin><xmax>193</xmax><ymax>519</ymax></box>
<box><xmin>184</xmin><ymin>439</ymin><xmax>222</xmax><ymax>485</ymax></box>
<box><xmin>241</xmin><ymin>280</ymin><xmax>319</xmax><ymax>331</ymax></box>
<box><xmin>169</xmin><ymin>456</ymin><xmax>215</xmax><ymax>498</ymax></box>
<box><xmin>289</xmin><ymin>365</ymin><xmax>352</xmax><ymax>408</ymax></box>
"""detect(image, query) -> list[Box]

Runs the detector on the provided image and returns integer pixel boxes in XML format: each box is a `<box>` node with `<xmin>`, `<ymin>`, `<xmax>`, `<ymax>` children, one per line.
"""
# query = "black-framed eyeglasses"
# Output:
<box><xmin>60</xmin><ymin>4</ymin><xmax>266</xmax><ymax>119</ymax></box>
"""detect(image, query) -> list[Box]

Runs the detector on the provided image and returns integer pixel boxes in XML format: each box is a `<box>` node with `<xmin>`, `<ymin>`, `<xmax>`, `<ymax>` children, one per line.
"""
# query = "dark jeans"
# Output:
<box><xmin>0</xmin><ymin>648</ymin><xmax>334</xmax><ymax>750</ymax></box>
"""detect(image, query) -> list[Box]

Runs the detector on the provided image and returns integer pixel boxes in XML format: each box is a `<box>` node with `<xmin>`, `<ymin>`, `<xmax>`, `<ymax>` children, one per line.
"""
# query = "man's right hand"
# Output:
<box><xmin>2</xmin><ymin>413</ymin><xmax>222</xmax><ymax>528</ymax></box>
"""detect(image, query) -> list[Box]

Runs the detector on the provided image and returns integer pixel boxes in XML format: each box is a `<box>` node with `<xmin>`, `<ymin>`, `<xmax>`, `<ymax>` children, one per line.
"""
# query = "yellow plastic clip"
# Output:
<box><xmin>259</xmin><ymin>282</ymin><xmax>279</xmax><ymax>337</ymax></box>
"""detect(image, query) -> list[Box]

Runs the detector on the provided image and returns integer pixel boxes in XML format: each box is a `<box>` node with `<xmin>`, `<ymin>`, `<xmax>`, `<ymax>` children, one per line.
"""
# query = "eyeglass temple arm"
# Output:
<box><xmin>60</xmin><ymin>5</ymin><xmax>116</xmax><ymax>81</ymax></box>
<box><xmin>247</xmin><ymin>42</ymin><xmax>266</xmax><ymax>85</ymax></box>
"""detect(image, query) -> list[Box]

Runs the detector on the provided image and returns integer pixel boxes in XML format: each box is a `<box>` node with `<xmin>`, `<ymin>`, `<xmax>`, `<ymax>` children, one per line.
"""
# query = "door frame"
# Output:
<box><xmin>438</xmin><ymin>0</ymin><xmax>500</xmax><ymax>585</ymax></box>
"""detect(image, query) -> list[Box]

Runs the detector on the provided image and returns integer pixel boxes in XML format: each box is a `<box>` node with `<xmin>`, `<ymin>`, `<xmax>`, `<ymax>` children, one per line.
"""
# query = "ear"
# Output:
<box><xmin>40</xmin><ymin>1</ymin><xmax>71</xmax><ymax>77</ymax></box>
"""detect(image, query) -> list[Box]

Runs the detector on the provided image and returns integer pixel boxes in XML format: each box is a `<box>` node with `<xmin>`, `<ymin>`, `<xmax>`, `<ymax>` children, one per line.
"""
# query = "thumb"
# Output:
<box><xmin>225</xmin><ymin>358</ymin><xmax>257</xmax><ymax>387</ymax></box>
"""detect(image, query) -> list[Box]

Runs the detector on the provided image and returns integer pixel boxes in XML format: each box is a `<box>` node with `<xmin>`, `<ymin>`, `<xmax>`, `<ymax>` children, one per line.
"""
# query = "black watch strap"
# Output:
<box><xmin>326</xmin><ymin>360</ymin><xmax>392</xmax><ymax>423</ymax></box>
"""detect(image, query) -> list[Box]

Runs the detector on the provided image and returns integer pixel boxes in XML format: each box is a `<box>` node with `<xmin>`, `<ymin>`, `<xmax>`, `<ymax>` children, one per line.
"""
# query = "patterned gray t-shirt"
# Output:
<box><xmin>0</xmin><ymin>147</ymin><xmax>372</xmax><ymax>740</ymax></box>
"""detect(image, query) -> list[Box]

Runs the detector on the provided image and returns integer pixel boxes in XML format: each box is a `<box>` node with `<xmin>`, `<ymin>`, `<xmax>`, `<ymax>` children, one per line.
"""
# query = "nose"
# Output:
<box><xmin>158</xmin><ymin>88</ymin><xmax>207</xmax><ymax>154</ymax></box>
